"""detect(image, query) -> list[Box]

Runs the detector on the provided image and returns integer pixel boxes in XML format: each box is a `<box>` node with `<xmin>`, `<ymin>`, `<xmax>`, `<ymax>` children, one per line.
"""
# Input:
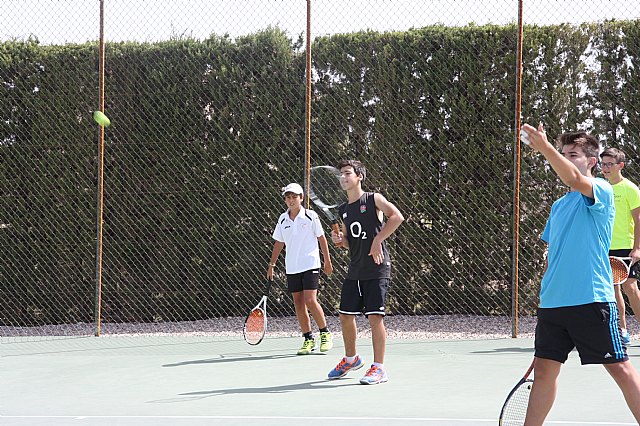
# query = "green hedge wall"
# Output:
<box><xmin>2</xmin><ymin>21</ymin><xmax>639</xmax><ymax>325</ymax></box>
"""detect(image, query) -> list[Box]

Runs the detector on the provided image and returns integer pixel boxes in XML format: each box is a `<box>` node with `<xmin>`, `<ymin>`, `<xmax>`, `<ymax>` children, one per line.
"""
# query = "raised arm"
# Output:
<box><xmin>521</xmin><ymin>123</ymin><xmax>594</xmax><ymax>199</ymax></box>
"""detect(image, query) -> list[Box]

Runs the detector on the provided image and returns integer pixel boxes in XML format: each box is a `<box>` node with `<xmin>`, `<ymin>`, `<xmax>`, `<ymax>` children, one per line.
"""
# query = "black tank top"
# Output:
<box><xmin>339</xmin><ymin>192</ymin><xmax>391</xmax><ymax>280</ymax></box>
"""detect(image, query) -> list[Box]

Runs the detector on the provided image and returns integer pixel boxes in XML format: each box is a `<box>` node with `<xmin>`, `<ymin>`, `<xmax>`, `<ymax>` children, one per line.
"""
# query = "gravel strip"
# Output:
<box><xmin>0</xmin><ymin>315</ymin><xmax>537</xmax><ymax>340</ymax></box>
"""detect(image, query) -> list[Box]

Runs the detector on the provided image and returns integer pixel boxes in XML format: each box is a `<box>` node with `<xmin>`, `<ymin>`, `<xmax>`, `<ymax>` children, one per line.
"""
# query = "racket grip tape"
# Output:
<box><xmin>331</xmin><ymin>222</ymin><xmax>344</xmax><ymax>248</ymax></box>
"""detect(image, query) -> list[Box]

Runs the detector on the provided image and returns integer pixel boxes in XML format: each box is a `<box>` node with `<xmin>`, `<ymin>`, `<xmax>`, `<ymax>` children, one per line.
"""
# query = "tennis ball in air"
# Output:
<box><xmin>93</xmin><ymin>111</ymin><xmax>111</xmax><ymax>127</ymax></box>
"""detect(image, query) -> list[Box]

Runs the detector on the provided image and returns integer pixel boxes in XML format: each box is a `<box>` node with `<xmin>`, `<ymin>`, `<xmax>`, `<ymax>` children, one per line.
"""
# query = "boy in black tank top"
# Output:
<box><xmin>327</xmin><ymin>160</ymin><xmax>404</xmax><ymax>385</ymax></box>
<box><xmin>340</xmin><ymin>192</ymin><xmax>391</xmax><ymax>280</ymax></box>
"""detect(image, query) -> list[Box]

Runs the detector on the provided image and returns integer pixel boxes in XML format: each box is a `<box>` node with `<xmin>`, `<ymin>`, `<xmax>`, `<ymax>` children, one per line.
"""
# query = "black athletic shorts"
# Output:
<box><xmin>609</xmin><ymin>249</ymin><xmax>639</xmax><ymax>280</ymax></box>
<box><xmin>286</xmin><ymin>269</ymin><xmax>320</xmax><ymax>293</ymax></box>
<box><xmin>535</xmin><ymin>302</ymin><xmax>628</xmax><ymax>365</ymax></box>
<box><xmin>339</xmin><ymin>278</ymin><xmax>390</xmax><ymax>316</ymax></box>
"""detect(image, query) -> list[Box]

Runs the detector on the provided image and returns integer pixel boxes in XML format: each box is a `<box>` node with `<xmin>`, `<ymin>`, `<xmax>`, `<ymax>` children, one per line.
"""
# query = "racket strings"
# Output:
<box><xmin>610</xmin><ymin>258</ymin><xmax>629</xmax><ymax>284</ymax></box>
<box><xmin>244</xmin><ymin>309</ymin><xmax>266</xmax><ymax>345</ymax></box>
<box><xmin>500</xmin><ymin>380</ymin><xmax>532</xmax><ymax>424</ymax></box>
<box><xmin>310</xmin><ymin>167</ymin><xmax>343</xmax><ymax>208</ymax></box>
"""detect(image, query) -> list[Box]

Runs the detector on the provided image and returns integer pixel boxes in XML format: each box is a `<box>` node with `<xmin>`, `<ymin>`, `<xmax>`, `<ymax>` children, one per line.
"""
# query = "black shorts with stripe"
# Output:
<box><xmin>339</xmin><ymin>278</ymin><xmax>390</xmax><ymax>316</ymax></box>
<box><xmin>286</xmin><ymin>269</ymin><xmax>320</xmax><ymax>293</ymax></box>
<box><xmin>535</xmin><ymin>302</ymin><xmax>628</xmax><ymax>365</ymax></box>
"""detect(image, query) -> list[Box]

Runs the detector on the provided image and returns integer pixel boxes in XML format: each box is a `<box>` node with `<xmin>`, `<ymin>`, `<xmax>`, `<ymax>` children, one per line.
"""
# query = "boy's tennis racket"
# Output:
<box><xmin>243</xmin><ymin>279</ymin><xmax>273</xmax><ymax>345</ymax></box>
<box><xmin>610</xmin><ymin>256</ymin><xmax>632</xmax><ymax>285</ymax></box>
<box><xmin>498</xmin><ymin>358</ymin><xmax>535</xmax><ymax>425</ymax></box>
<box><xmin>309</xmin><ymin>165</ymin><xmax>344</xmax><ymax>234</ymax></box>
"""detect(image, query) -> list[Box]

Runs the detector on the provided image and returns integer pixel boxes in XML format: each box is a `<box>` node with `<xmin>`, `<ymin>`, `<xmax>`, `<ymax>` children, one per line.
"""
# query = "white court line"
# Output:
<box><xmin>0</xmin><ymin>416</ymin><xmax>637</xmax><ymax>425</ymax></box>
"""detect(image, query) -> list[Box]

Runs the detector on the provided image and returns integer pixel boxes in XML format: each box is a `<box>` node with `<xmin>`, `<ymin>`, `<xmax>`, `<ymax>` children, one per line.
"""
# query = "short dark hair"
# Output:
<box><xmin>337</xmin><ymin>159</ymin><xmax>366</xmax><ymax>182</ymax></box>
<box><xmin>557</xmin><ymin>132</ymin><xmax>600</xmax><ymax>173</ymax></box>
<box><xmin>600</xmin><ymin>147</ymin><xmax>626</xmax><ymax>164</ymax></box>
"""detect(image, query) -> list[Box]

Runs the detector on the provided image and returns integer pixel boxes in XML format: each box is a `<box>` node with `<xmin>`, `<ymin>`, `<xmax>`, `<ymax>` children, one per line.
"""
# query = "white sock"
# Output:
<box><xmin>346</xmin><ymin>354</ymin><xmax>358</xmax><ymax>363</ymax></box>
<box><xmin>373</xmin><ymin>362</ymin><xmax>384</xmax><ymax>369</ymax></box>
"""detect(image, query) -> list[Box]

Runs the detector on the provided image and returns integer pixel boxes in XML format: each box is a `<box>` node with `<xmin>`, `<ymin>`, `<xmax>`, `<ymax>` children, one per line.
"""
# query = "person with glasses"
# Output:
<box><xmin>600</xmin><ymin>147</ymin><xmax>640</xmax><ymax>345</ymax></box>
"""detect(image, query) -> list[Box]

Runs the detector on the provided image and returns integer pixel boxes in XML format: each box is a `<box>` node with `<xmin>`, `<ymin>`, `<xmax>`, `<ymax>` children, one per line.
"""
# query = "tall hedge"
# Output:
<box><xmin>1</xmin><ymin>21</ymin><xmax>640</xmax><ymax>325</ymax></box>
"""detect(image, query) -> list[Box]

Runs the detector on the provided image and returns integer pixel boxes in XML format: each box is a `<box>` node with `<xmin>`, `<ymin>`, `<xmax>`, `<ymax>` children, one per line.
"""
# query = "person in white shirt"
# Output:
<box><xmin>267</xmin><ymin>183</ymin><xmax>334</xmax><ymax>355</ymax></box>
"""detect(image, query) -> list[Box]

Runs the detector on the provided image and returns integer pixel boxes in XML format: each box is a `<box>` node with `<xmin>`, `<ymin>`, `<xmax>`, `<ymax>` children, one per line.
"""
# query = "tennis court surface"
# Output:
<box><xmin>2</xmin><ymin>334</ymin><xmax>640</xmax><ymax>425</ymax></box>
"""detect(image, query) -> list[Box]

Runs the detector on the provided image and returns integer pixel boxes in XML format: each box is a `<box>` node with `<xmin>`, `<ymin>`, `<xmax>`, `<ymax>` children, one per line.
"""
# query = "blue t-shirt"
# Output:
<box><xmin>540</xmin><ymin>178</ymin><xmax>615</xmax><ymax>308</ymax></box>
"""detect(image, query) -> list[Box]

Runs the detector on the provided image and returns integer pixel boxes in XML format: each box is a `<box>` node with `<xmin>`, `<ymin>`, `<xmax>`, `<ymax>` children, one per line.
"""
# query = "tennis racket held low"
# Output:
<box><xmin>610</xmin><ymin>256</ymin><xmax>632</xmax><ymax>285</ymax></box>
<box><xmin>243</xmin><ymin>279</ymin><xmax>274</xmax><ymax>346</ymax></box>
<box><xmin>498</xmin><ymin>358</ymin><xmax>535</xmax><ymax>425</ymax></box>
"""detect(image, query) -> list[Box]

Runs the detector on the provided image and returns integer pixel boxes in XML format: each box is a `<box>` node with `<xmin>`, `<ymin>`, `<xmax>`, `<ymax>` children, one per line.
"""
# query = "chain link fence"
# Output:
<box><xmin>2</xmin><ymin>0</ymin><xmax>640</xmax><ymax>343</ymax></box>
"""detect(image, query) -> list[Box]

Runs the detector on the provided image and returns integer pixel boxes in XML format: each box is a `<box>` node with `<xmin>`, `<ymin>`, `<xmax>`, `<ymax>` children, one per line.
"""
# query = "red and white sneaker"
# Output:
<box><xmin>359</xmin><ymin>364</ymin><xmax>388</xmax><ymax>385</ymax></box>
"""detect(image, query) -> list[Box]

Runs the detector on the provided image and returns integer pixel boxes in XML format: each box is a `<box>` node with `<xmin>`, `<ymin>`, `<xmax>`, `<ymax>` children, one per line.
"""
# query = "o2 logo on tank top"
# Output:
<box><xmin>350</xmin><ymin>221</ymin><xmax>368</xmax><ymax>240</ymax></box>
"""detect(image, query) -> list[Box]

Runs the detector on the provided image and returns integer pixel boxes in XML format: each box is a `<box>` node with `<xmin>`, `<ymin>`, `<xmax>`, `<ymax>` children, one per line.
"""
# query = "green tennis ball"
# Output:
<box><xmin>93</xmin><ymin>111</ymin><xmax>111</xmax><ymax>127</ymax></box>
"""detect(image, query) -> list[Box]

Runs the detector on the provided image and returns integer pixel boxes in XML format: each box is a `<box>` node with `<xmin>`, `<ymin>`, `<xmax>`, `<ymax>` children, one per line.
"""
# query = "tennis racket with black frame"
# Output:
<box><xmin>243</xmin><ymin>279</ymin><xmax>274</xmax><ymax>345</ymax></box>
<box><xmin>610</xmin><ymin>256</ymin><xmax>632</xmax><ymax>285</ymax></box>
<box><xmin>498</xmin><ymin>358</ymin><xmax>535</xmax><ymax>425</ymax></box>
<box><xmin>308</xmin><ymin>165</ymin><xmax>345</xmax><ymax>234</ymax></box>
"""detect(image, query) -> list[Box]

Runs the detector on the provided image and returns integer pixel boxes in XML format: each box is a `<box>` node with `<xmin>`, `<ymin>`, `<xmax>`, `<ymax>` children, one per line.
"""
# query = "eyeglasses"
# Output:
<box><xmin>601</xmin><ymin>162</ymin><xmax>619</xmax><ymax>168</ymax></box>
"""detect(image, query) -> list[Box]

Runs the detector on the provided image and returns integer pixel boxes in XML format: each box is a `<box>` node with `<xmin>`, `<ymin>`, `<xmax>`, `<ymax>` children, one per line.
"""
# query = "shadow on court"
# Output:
<box><xmin>2</xmin><ymin>336</ymin><xmax>639</xmax><ymax>426</ymax></box>
<box><xmin>471</xmin><ymin>346</ymin><xmax>535</xmax><ymax>354</ymax></box>
<box><xmin>149</xmin><ymin>379</ymin><xmax>361</xmax><ymax>404</ymax></box>
<box><xmin>163</xmin><ymin>352</ymin><xmax>300</xmax><ymax>367</ymax></box>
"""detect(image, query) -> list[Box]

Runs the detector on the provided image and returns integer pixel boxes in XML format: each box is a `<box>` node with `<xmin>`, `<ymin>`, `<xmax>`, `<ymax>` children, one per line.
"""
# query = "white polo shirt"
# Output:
<box><xmin>272</xmin><ymin>207</ymin><xmax>324</xmax><ymax>274</ymax></box>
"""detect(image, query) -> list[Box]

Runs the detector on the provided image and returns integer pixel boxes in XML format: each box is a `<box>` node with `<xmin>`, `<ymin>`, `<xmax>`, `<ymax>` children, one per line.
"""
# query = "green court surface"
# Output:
<box><xmin>2</xmin><ymin>335</ymin><xmax>639</xmax><ymax>425</ymax></box>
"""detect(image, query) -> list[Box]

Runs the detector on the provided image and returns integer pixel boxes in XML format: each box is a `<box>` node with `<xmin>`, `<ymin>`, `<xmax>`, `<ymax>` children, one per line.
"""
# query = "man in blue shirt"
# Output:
<box><xmin>520</xmin><ymin>123</ymin><xmax>640</xmax><ymax>424</ymax></box>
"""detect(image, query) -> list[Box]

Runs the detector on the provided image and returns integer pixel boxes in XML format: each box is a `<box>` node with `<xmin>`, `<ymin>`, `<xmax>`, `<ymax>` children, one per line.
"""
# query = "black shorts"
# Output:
<box><xmin>535</xmin><ymin>302</ymin><xmax>628</xmax><ymax>365</ymax></box>
<box><xmin>286</xmin><ymin>269</ymin><xmax>320</xmax><ymax>293</ymax></box>
<box><xmin>339</xmin><ymin>278</ymin><xmax>390</xmax><ymax>316</ymax></box>
<box><xmin>609</xmin><ymin>249</ymin><xmax>639</xmax><ymax>280</ymax></box>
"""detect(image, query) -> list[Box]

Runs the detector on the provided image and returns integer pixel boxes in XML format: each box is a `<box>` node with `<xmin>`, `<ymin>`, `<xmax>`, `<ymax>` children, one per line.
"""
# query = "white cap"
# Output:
<box><xmin>282</xmin><ymin>183</ymin><xmax>304</xmax><ymax>195</ymax></box>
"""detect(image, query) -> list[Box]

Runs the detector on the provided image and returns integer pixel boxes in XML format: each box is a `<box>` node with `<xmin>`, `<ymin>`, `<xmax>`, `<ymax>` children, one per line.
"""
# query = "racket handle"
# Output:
<box><xmin>331</xmin><ymin>223</ymin><xmax>344</xmax><ymax>248</ymax></box>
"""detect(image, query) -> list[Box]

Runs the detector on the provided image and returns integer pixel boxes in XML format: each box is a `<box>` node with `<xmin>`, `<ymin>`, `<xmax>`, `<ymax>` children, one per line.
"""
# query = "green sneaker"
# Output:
<box><xmin>297</xmin><ymin>338</ymin><xmax>316</xmax><ymax>355</ymax></box>
<box><xmin>319</xmin><ymin>331</ymin><xmax>333</xmax><ymax>352</ymax></box>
